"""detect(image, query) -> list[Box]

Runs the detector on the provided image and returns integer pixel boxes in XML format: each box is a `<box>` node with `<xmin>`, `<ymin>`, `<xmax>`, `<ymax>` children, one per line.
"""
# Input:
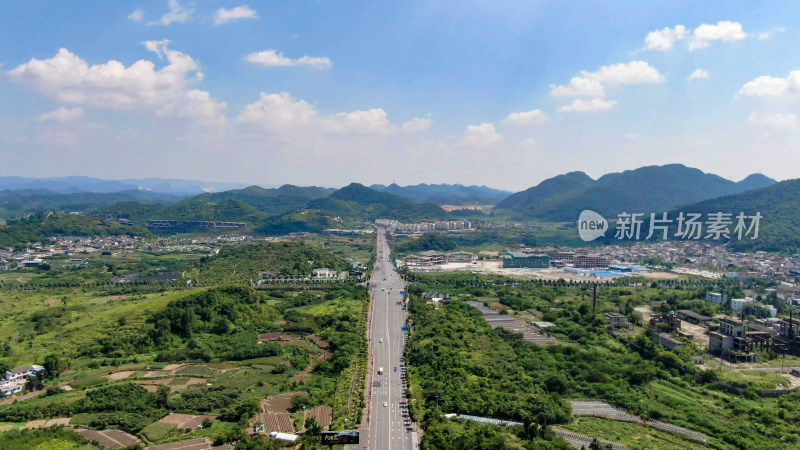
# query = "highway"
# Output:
<box><xmin>360</xmin><ymin>227</ymin><xmax>417</xmax><ymax>450</ymax></box>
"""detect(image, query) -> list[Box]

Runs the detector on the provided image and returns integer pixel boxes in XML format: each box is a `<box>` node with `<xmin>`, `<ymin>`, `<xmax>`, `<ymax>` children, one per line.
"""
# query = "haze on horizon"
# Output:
<box><xmin>1</xmin><ymin>1</ymin><xmax>798</xmax><ymax>191</ymax></box>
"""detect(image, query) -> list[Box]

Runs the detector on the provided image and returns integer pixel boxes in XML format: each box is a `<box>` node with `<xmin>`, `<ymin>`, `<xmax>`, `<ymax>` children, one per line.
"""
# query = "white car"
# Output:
<box><xmin>383</xmin><ymin>401</ymin><xmax>388</xmax><ymax>407</ymax></box>
<box><xmin>379</xmin><ymin>338</ymin><xmax>383</xmax><ymax>343</ymax></box>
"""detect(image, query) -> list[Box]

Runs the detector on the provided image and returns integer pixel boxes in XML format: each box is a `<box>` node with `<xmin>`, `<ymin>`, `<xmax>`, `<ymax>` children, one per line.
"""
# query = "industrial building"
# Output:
<box><xmin>502</xmin><ymin>251</ymin><xmax>550</xmax><ymax>269</ymax></box>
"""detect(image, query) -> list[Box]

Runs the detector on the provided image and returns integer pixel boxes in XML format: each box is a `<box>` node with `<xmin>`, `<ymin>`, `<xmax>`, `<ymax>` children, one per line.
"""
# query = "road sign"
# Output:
<box><xmin>400</xmin><ymin>291</ymin><xmax>406</xmax><ymax>294</ymax></box>
<box><xmin>401</xmin><ymin>326</ymin><xmax>409</xmax><ymax>331</ymax></box>
<box><xmin>321</xmin><ymin>430</ymin><xmax>360</xmax><ymax>445</ymax></box>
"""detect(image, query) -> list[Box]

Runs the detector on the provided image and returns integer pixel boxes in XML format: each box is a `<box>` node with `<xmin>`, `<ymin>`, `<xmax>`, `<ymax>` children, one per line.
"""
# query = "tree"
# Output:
<box><xmin>304</xmin><ymin>417</ymin><xmax>321</xmax><ymax>436</ymax></box>
<box><xmin>42</xmin><ymin>354</ymin><xmax>61</xmax><ymax>380</ymax></box>
<box><xmin>155</xmin><ymin>386</ymin><xmax>170</xmax><ymax>408</ymax></box>
<box><xmin>25</xmin><ymin>375</ymin><xmax>44</xmax><ymax>392</ymax></box>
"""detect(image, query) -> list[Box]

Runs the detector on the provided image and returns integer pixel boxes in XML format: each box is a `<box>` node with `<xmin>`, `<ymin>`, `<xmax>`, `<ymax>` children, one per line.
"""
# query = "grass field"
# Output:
<box><xmin>562</xmin><ymin>417</ymin><xmax>707</xmax><ymax>450</ymax></box>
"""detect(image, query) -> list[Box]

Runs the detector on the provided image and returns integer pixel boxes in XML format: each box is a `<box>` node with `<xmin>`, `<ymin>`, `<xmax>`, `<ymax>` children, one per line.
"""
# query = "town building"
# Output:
<box><xmin>709</xmin><ymin>317</ymin><xmax>759</xmax><ymax>362</ymax></box>
<box><xmin>706</xmin><ymin>292</ymin><xmax>728</xmax><ymax>305</ymax></box>
<box><xmin>402</xmin><ymin>250</ymin><xmax>477</xmax><ymax>267</ymax></box>
<box><xmin>312</xmin><ymin>268</ymin><xmax>337</xmax><ymax>279</ymax></box>
<box><xmin>604</xmin><ymin>312</ymin><xmax>631</xmax><ymax>328</ymax></box>
<box><xmin>573</xmin><ymin>255</ymin><xmax>610</xmax><ymax>269</ymax></box>
<box><xmin>503</xmin><ymin>252</ymin><xmax>550</xmax><ymax>269</ymax></box>
<box><xmin>656</xmin><ymin>333</ymin><xmax>686</xmax><ymax>351</ymax></box>
<box><xmin>731</xmin><ymin>297</ymin><xmax>754</xmax><ymax>313</ymax></box>
<box><xmin>5</xmin><ymin>365</ymin><xmax>45</xmax><ymax>382</ymax></box>
<box><xmin>677</xmin><ymin>310</ymin><xmax>712</xmax><ymax>325</ymax></box>
<box><xmin>650</xmin><ymin>312</ymin><xmax>682</xmax><ymax>331</ymax></box>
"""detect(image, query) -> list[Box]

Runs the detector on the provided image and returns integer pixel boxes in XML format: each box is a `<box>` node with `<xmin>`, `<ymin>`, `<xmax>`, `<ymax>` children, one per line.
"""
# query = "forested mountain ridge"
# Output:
<box><xmin>0</xmin><ymin>213</ymin><xmax>152</xmax><ymax>247</ymax></box>
<box><xmin>0</xmin><ymin>189</ymin><xmax>181</xmax><ymax>220</ymax></box>
<box><xmin>369</xmin><ymin>183</ymin><xmax>511</xmax><ymax>205</ymax></box>
<box><xmin>185</xmin><ymin>184</ymin><xmax>333</xmax><ymax>215</ymax></box>
<box><xmin>496</xmin><ymin>164</ymin><xmax>776</xmax><ymax>221</ymax></box>
<box><xmin>304</xmin><ymin>183</ymin><xmax>449</xmax><ymax>221</ymax></box>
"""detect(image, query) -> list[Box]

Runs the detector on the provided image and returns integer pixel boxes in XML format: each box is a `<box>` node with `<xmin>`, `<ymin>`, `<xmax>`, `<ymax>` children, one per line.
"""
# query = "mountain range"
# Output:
<box><xmin>369</xmin><ymin>183</ymin><xmax>510</xmax><ymax>205</ymax></box>
<box><xmin>496</xmin><ymin>164</ymin><xmax>776</xmax><ymax>221</ymax></box>
<box><xmin>0</xmin><ymin>189</ymin><xmax>181</xmax><ymax>220</ymax></box>
<box><xmin>0</xmin><ymin>176</ymin><xmax>249</xmax><ymax>196</ymax></box>
<box><xmin>651</xmin><ymin>178</ymin><xmax>800</xmax><ymax>253</ymax></box>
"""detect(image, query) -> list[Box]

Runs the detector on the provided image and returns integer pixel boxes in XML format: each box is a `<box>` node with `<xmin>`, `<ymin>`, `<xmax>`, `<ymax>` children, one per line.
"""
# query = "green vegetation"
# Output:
<box><xmin>393</xmin><ymin>234</ymin><xmax>457</xmax><ymax>253</ymax></box>
<box><xmin>662</xmin><ymin>178</ymin><xmax>800</xmax><ymax>253</ymax></box>
<box><xmin>305</xmin><ymin>183</ymin><xmax>449</xmax><ymax>221</ymax></box>
<box><xmin>141</xmin><ymin>420</ymin><xmax>177</xmax><ymax>441</ymax></box>
<box><xmin>95</xmin><ymin>198</ymin><xmax>268</xmax><ymax>225</ymax></box>
<box><xmin>0</xmin><ymin>189</ymin><xmax>180</xmax><ymax>220</ymax></box>
<box><xmin>370</xmin><ymin>183</ymin><xmax>510</xmax><ymax>205</ymax></box>
<box><xmin>496</xmin><ymin>164</ymin><xmax>775</xmax><ymax>221</ymax></box>
<box><xmin>0</xmin><ymin>213</ymin><xmax>151</xmax><ymax>247</ymax></box>
<box><xmin>187</xmin><ymin>184</ymin><xmax>333</xmax><ymax>215</ymax></box>
<box><xmin>0</xmin><ymin>427</ymin><xmax>99</xmax><ymax>450</ymax></box>
<box><xmin>184</xmin><ymin>241</ymin><xmax>349</xmax><ymax>284</ymax></box>
<box><xmin>258</xmin><ymin>210</ymin><xmax>345</xmax><ymax>235</ymax></box>
<box><xmin>563</xmin><ymin>417</ymin><xmax>706</xmax><ymax>450</ymax></box>
<box><xmin>405</xmin><ymin>273</ymin><xmax>800</xmax><ymax>449</ymax></box>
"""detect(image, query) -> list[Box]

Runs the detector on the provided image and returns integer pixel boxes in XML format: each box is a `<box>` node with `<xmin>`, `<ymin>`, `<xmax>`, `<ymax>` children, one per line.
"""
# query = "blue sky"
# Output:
<box><xmin>1</xmin><ymin>1</ymin><xmax>799</xmax><ymax>190</ymax></box>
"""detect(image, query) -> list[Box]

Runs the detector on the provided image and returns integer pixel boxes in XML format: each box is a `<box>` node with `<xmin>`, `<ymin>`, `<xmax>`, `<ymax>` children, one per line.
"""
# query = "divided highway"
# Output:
<box><xmin>359</xmin><ymin>227</ymin><xmax>417</xmax><ymax>450</ymax></box>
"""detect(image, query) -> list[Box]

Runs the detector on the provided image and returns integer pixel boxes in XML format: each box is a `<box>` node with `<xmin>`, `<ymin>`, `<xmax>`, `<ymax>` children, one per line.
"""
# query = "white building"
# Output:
<box><xmin>312</xmin><ymin>268</ymin><xmax>337</xmax><ymax>279</ymax></box>
<box><xmin>731</xmin><ymin>297</ymin><xmax>754</xmax><ymax>313</ymax></box>
<box><xmin>706</xmin><ymin>292</ymin><xmax>728</xmax><ymax>305</ymax></box>
<box><xmin>766</xmin><ymin>305</ymin><xmax>778</xmax><ymax>318</ymax></box>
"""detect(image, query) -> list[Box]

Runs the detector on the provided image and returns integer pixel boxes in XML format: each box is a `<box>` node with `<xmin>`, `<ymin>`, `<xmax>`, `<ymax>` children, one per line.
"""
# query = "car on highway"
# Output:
<box><xmin>383</xmin><ymin>401</ymin><xmax>388</xmax><ymax>407</ymax></box>
<box><xmin>379</xmin><ymin>338</ymin><xmax>383</xmax><ymax>343</ymax></box>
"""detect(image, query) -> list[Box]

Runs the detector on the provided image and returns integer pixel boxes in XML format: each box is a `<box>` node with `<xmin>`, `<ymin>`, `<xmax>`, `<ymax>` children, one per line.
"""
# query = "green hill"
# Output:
<box><xmin>0</xmin><ymin>212</ymin><xmax>152</xmax><ymax>247</ymax></box>
<box><xmin>258</xmin><ymin>209</ymin><xmax>344</xmax><ymax>235</ymax></box>
<box><xmin>185</xmin><ymin>184</ymin><xmax>333</xmax><ymax>215</ymax></box>
<box><xmin>185</xmin><ymin>241</ymin><xmax>349</xmax><ymax>284</ymax></box>
<box><xmin>305</xmin><ymin>183</ymin><xmax>449</xmax><ymax>221</ymax></box>
<box><xmin>0</xmin><ymin>189</ymin><xmax>180</xmax><ymax>220</ymax></box>
<box><xmin>655</xmin><ymin>178</ymin><xmax>800</xmax><ymax>253</ymax></box>
<box><xmin>496</xmin><ymin>164</ymin><xmax>776</xmax><ymax>221</ymax></box>
<box><xmin>369</xmin><ymin>183</ymin><xmax>510</xmax><ymax>205</ymax></box>
<box><xmin>95</xmin><ymin>199</ymin><xmax>268</xmax><ymax>223</ymax></box>
<box><xmin>495</xmin><ymin>171</ymin><xmax>595</xmax><ymax>212</ymax></box>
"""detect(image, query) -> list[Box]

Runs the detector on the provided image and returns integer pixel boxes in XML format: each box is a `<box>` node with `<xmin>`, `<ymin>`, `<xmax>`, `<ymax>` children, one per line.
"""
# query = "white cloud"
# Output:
<box><xmin>238</xmin><ymin>91</ymin><xmax>398</xmax><ymax>136</ymax></box>
<box><xmin>504</xmin><ymin>109</ymin><xmax>549</xmax><ymax>125</ymax></box>
<box><xmin>550</xmin><ymin>76</ymin><xmax>605</xmax><ymax>97</ymax></box>
<box><xmin>522</xmin><ymin>137</ymin><xmax>537</xmax><ymax>147</ymax></box>
<box><xmin>214</xmin><ymin>5</ymin><xmax>258</xmax><ymax>25</ymax></box>
<box><xmin>238</xmin><ymin>92</ymin><xmax>318</xmax><ymax>131</ymax></box>
<box><xmin>324</xmin><ymin>109</ymin><xmax>396</xmax><ymax>136</ymax></box>
<box><xmin>748</xmin><ymin>112</ymin><xmax>798</xmax><ymax>130</ymax></box>
<box><xmin>644</xmin><ymin>25</ymin><xmax>687</xmax><ymax>51</ymax></box>
<box><xmin>558</xmin><ymin>98</ymin><xmax>618</xmax><ymax>113</ymax></box>
<box><xmin>461</xmin><ymin>123</ymin><xmax>503</xmax><ymax>148</ymax></box>
<box><xmin>688</xmin><ymin>69</ymin><xmax>709</xmax><ymax>81</ymax></box>
<box><xmin>738</xmin><ymin>73</ymin><xmax>800</xmax><ymax>97</ymax></box>
<box><xmin>401</xmin><ymin>116</ymin><xmax>432</xmax><ymax>132</ymax></box>
<box><xmin>128</xmin><ymin>9</ymin><xmax>144</xmax><ymax>22</ymax></box>
<box><xmin>37</xmin><ymin>107</ymin><xmax>85</xmax><ymax>123</ymax></box>
<box><xmin>550</xmin><ymin>61</ymin><xmax>663</xmax><ymax>98</ymax></box>
<box><xmin>7</xmin><ymin>41</ymin><xmax>226</xmax><ymax>127</ymax></box>
<box><xmin>151</xmin><ymin>0</ymin><xmax>194</xmax><ymax>26</ymax></box>
<box><xmin>689</xmin><ymin>21</ymin><xmax>747</xmax><ymax>51</ymax></box>
<box><xmin>757</xmin><ymin>31</ymin><xmax>772</xmax><ymax>41</ymax></box>
<box><xmin>590</xmin><ymin>61</ymin><xmax>665</xmax><ymax>85</ymax></box>
<box><xmin>245</xmin><ymin>50</ymin><xmax>332</xmax><ymax>70</ymax></box>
